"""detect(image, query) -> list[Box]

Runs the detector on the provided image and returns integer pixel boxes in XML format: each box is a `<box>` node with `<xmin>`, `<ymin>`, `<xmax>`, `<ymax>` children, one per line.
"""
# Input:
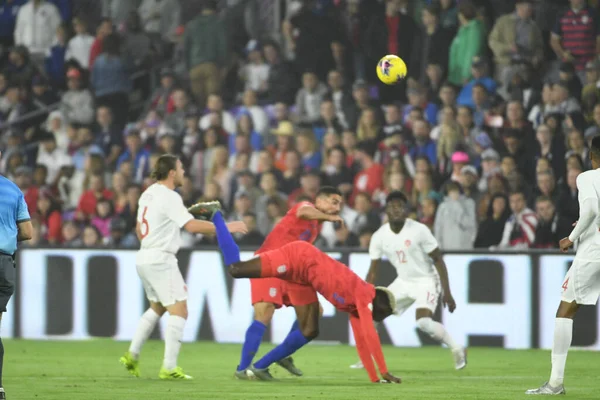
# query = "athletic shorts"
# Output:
<box><xmin>137</xmin><ymin>262</ymin><xmax>187</xmax><ymax>307</ymax></box>
<box><xmin>561</xmin><ymin>259</ymin><xmax>600</xmax><ymax>305</ymax></box>
<box><xmin>0</xmin><ymin>255</ymin><xmax>15</xmax><ymax>313</ymax></box>
<box><xmin>387</xmin><ymin>277</ymin><xmax>441</xmax><ymax>316</ymax></box>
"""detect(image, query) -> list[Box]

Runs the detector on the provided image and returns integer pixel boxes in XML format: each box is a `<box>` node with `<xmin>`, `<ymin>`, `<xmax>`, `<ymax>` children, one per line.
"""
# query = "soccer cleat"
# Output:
<box><xmin>349</xmin><ymin>360</ymin><xmax>364</xmax><ymax>369</ymax></box>
<box><xmin>247</xmin><ymin>366</ymin><xmax>276</xmax><ymax>381</ymax></box>
<box><xmin>525</xmin><ymin>382</ymin><xmax>566</xmax><ymax>395</ymax></box>
<box><xmin>188</xmin><ymin>201</ymin><xmax>221</xmax><ymax>220</ymax></box>
<box><xmin>119</xmin><ymin>352</ymin><xmax>140</xmax><ymax>377</ymax></box>
<box><xmin>0</xmin><ymin>387</ymin><xmax>6</xmax><ymax>399</ymax></box>
<box><xmin>159</xmin><ymin>366</ymin><xmax>193</xmax><ymax>380</ymax></box>
<box><xmin>276</xmin><ymin>356</ymin><xmax>303</xmax><ymax>376</ymax></box>
<box><xmin>453</xmin><ymin>347</ymin><xmax>467</xmax><ymax>370</ymax></box>
<box><xmin>234</xmin><ymin>369</ymin><xmax>251</xmax><ymax>380</ymax></box>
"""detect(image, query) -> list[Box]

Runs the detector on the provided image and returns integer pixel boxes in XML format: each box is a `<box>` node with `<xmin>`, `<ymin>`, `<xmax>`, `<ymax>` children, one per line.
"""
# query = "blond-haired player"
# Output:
<box><xmin>119</xmin><ymin>154</ymin><xmax>247</xmax><ymax>379</ymax></box>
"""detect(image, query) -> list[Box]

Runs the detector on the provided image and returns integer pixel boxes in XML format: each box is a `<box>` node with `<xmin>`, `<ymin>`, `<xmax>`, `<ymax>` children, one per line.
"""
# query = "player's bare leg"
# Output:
<box><xmin>120</xmin><ymin>302</ymin><xmax>166</xmax><ymax>377</ymax></box>
<box><xmin>158</xmin><ymin>300</ymin><xmax>192</xmax><ymax>380</ymax></box>
<box><xmin>249</xmin><ymin>302</ymin><xmax>320</xmax><ymax>381</ymax></box>
<box><xmin>235</xmin><ymin>301</ymin><xmax>275</xmax><ymax>380</ymax></box>
<box><xmin>415</xmin><ymin>308</ymin><xmax>466</xmax><ymax>370</ymax></box>
<box><xmin>526</xmin><ymin>300</ymin><xmax>578</xmax><ymax>395</ymax></box>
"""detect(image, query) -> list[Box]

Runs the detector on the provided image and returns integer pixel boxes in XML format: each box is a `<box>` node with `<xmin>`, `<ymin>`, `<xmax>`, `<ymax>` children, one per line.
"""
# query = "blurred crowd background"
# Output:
<box><xmin>0</xmin><ymin>0</ymin><xmax>597</xmax><ymax>251</ymax></box>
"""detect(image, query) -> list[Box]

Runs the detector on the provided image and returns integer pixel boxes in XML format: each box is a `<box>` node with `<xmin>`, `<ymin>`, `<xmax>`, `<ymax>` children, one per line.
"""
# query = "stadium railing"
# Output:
<box><xmin>10</xmin><ymin>247</ymin><xmax>598</xmax><ymax>352</ymax></box>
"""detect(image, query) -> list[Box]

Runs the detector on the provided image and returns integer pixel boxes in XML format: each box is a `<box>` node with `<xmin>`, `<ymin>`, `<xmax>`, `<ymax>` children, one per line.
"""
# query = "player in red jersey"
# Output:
<box><xmin>235</xmin><ymin>186</ymin><xmax>344</xmax><ymax>379</ymax></box>
<box><xmin>211</xmin><ymin>210</ymin><xmax>401</xmax><ymax>383</ymax></box>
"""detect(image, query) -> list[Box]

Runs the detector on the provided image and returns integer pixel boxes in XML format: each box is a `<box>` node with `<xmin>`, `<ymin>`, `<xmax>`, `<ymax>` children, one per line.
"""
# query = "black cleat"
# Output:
<box><xmin>188</xmin><ymin>201</ymin><xmax>221</xmax><ymax>220</ymax></box>
<box><xmin>276</xmin><ymin>357</ymin><xmax>303</xmax><ymax>376</ymax></box>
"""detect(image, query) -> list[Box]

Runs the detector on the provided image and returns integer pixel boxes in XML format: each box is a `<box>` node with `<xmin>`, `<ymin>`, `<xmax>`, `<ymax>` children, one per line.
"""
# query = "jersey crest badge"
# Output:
<box><xmin>269</xmin><ymin>288</ymin><xmax>277</xmax><ymax>297</ymax></box>
<box><xmin>405</xmin><ymin>239</ymin><xmax>411</xmax><ymax>247</ymax></box>
<box><xmin>277</xmin><ymin>265</ymin><xmax>287</xmax><ymax>274</ymax></box>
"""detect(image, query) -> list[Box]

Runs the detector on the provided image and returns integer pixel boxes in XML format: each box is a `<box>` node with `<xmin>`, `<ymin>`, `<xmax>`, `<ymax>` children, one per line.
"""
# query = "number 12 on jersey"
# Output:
<box><xmin>396</xmin><ymin>250</ymin><xmax>407</xmax><ymax>263</ymax></box>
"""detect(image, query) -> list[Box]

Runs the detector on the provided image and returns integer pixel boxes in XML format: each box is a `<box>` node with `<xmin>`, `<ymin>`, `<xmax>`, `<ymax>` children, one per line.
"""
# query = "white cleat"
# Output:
<box><xmin>453</xmin><ymin>347</ymin><xmax>467</xmax><ymax>370</ymax></box>
<box><xmin>525</xmin><ymin>382</ymin><xmax>566</xmax><ymax>395</ymax></box>
<box><xmin>349</xmin><ymin>360</ymin><xmax>364</xmax><ymax>369</ymax></box>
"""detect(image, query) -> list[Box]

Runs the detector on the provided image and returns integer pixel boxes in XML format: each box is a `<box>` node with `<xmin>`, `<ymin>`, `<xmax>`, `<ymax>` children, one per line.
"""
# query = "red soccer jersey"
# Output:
<box><xmin>255</xmin><ymin>201</ymin><xmax>321</xmax><ymax>254</ymax></box>
<box><xmin>259</xmin><ymin>241</ymin><xmax>389</xmax><ymax>381</ymax></box>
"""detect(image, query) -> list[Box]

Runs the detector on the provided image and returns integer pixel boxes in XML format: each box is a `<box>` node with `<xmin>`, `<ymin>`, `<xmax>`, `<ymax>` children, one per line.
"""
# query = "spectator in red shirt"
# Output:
<box><xmin>37</xmin><ymin>190</ymin><xmax>62</xmax><ymax>245</ymax></box>
<box><xmin>350</xmin><ymin>140</ymin><xmax>384</xmax><ymax>205</ymax></box>
<box><xmin>14</xmin><ymin>166</ymin><xmax>38</xmax><ymax>218</ymax></box>
<box><xmin>89</xmin><ymin>18</ymin><xmax>113</xmax><ymax>70</ymax></box>
<box><xmin>76</xmin><ymin>173</ymin><xmax>114</xmax><ymax>221</ymax></box>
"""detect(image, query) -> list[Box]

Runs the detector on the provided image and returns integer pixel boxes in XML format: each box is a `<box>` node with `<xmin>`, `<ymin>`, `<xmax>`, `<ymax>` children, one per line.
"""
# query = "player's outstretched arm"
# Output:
<box><xmin>429</xmin><ymin>248</ymin><xmax>456</xmax><ymax>313</ymax></box>
<box><xmin>183</xmin><ymin>219</ymin><xmax>248</xmax><ymax>235</ymax></box>
<box><xmin>349</xmin><ymin>315</ymin><xmax>380</xmax><ymax>382</ymax></box>
<box><xmin>296</xmin><ymin>204</ymin><xmax>343</xmax><ymax>224</ymax></box>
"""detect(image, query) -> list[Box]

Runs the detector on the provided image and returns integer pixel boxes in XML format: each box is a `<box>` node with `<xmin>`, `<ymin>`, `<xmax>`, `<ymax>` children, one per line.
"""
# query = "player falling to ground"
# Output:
<box><xmin>235</xmin><ymin>187</ymin><xmax>344</xmax><ymax>379</ymax></box>
<box><xmin>119</xmin><ymin>154</ymin><xmax>247</xmax><ymax>380</ymax></box>
<box><xmin>350</xmin><ymin>191</ymin><xmax>466</xmax><ymax>370</ymax></box>
<box><xmin>526</xmin><ymin>136</ymin><xmax>600</xmax><ymax>395</ymax></box>
<box><xmin>211</xmin><ymin>209</ymin><xmax>401</xmax><ymax>383</ymax></box>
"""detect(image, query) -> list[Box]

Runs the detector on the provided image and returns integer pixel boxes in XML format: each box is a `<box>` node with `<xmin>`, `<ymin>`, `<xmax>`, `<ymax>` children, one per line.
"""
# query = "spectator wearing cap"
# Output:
<box><xmin>36</xmin><ymin>131</ymin><xmax>71</xmax><ymax>185</ymax></box>
<box><xmin>443</xmin><ymin>150</ymin><xmax>470</xmax><ymax>187</ymax></box>
<box><xmin>457</xmin><ymin>57</ymin><xmax>497</xmax><ymax>108</ymax></box>
<box><xmin>498</xmin><ymin>190</ymin><xmax>537</xmax><ymax>249</ymax></box>
<box><xmin>14</xmin><ymin>0</ymin><xmax>62</xmax><ymax>60</ymax></box>
<box><xmin>532</xmin><ymin>195</ymin><xmax>572</xmax><ymax>249</ymax></box>
<box><xmin>0</xmin><ymin>0</ymin><xmax>24</xmax><ymax>49</ymax></box>
<box><xmin>116</xmin><ymin>130</ymin><xmax>151</xmax><ymax>183</ymax></box>
<box><xmin>287</xmin><ymin>170</ymin><xmax>321</xmax><ymax>209</ymax></box>
<box><xmin>551</xmin><ymin>0</ymin><xmax>600</xmax><ymax>83</ymax></box>
<box><xmin>409</xmin><ymin>119</ymin><xmax>437</xmax><ymax>166</ymax></box>
<box><xmin>138</xmin><ymin>0</ymin><xmax>181</xmax><ymax>45</ymax></box>
<box><xmin>185</xmin><ymin>0</ymin><xmax>228</xmax><ymax>109</ymax></box>
<box><xmin>88</xmin><ymin>18</ymin><xmax>113</xmax><ymax>70</ymax></box>
<box><xmin>474</xmin><ymin>193</ymin><xmax>510</xmax><ymax>248</ymax></box>
<box><xmin>470</xmin><ymin>132</ymin><xmax>492</xmax><ymax>166</ymax></box>
<box><xmin>295</xmin><ymin>71</ymin><xmax>329</xmax><ymax>126</ymax></box>
<box><xmin>6</xmin><ymin>45</ymin><xmax>38</xmax><ymax>86</ymax></box>
<box><xmin>91</xmin><ymin>33</ymin><xmax>131</xmax><ymax>129</ymax></box>
<box><xmin>239</xmin><ymin>40</ymin><xmax>270</xmax><ymax>95</ymax></box>
<box><xmin>44</xmin><ymin>22</ymin><xmax>69</xmax><ymax>88</ymax></box>
<box><xmin>61</xmin><ymin>67</ymin><xmax>94</xmax><ymax>124</ymax></box>
<box><xmin>14</xmin><ymin>166</ymin><xmax>38</xmax><ymax>216</ymax></box>
<box><xmin>535</xmin><ymin>123</ymin><xmax>566</xmax><ymax>179</ymax></box>
<box><xmin>478</xmin><ymin>149</ymin><xmax>500</xmax><ymax>192</ymax></box>
<box><xmin>409</xmin><ymin>4</ymin><xmax>453</xmax><ymax>86</ymax></box>
<box><xmin>350</xmin><ymin>140</ymin><xmax>384</xmax><ymax>206</ymax></box>
<box><xmin>270</xmin><ymin>121</ymin><xmax>295</xmax><ymax>171</ymax></box>
<box><xmin>448</xmin><ymin>1</ymin><xmax>485</xmax><ymax>86</ymax></box>
<box><xmin>459</xmin><ymin>164</ymin><xmax>481</xmax><ymax>204</ymax></box>
<box><xmin>488</xmin><ymin>0</ymin><xmax>543</xmax><ymax>87</ymax></box>
<box><xmin>434</xmin><ymin>181</ymin><xmax>477</xmax><ymax>250</ymax></box>
<box><xmin>65</xmin><ymin>17</ymin><xmax>94</xmax><ymax>69</ymax></box>
<box><xmin>403</xmin><ymin>85</ymin><xmax>439</xmax><ymax>126</ymax></box>
<box><xmin>240</xmin><ymin>90</ymin><xmax>269</xmax><ymax>135</ymax></box>
<box><xmin>199</xmin><ymin>94</ymin><xmax>236</xmax><ymax>134</ymax></box>
<box><xmin>37</xmin><ymin>189</ymin><xmax>62</xmax><ymax>244</ymax></box>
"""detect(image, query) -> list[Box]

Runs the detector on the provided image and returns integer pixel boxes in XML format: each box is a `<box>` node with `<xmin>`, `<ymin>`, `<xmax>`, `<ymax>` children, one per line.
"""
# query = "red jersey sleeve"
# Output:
<box><xmin>352</xmin><ymin>302</ymin><xmax>388</xmax><ymax>381</ymax></box>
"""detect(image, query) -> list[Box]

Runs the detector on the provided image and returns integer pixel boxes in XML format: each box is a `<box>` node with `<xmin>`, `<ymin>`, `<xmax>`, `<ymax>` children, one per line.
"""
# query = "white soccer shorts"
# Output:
<box><xmin>387</xmin><ymin>277</ymin><xmax>440</xmax><ymax>316</ymax></box>
<box><xmin>561</xmin><ymin>259</ymin><xmax>600</xmax><ymax>305</ymax></box>
<box><xmin>136</xmin><ymin>262</ymin><xmax>188</xmax><ymax>307</ymax></box>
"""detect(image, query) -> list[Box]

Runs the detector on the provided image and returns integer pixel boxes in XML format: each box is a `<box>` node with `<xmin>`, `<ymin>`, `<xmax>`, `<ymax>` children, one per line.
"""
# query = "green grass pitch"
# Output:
<box><xmin>5</xmin><ymin>339</ymin><xmax>598</xmax><ymax>399</ymax></box>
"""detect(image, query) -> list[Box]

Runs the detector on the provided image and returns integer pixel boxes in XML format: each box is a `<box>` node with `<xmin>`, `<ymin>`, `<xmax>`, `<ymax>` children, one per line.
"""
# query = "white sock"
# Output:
<box><xmin>163</xmin><ymin>315</ymin><xmax>186</xmax><ymax>370</ymax></box>
<box><xmin>549</xmin><ymin>318</ymin><xmax>573</xmax><ymax>387</ymax></box>
<box><xmin>129</xmin><ymin>308</ymin><xmax>161</xmax><ymax>358</ymax></box>
<box><xmin>416</xmin><ymin>317</ymin><xmax>460</xmax><ymax>351</ymax></box>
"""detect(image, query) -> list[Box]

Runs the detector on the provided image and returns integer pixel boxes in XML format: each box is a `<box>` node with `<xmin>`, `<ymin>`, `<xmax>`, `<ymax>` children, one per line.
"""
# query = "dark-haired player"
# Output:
<box><xmin>235</xmin><ymin>186</ymin><xmax>344</xmax><ymax>379</ymax></box>
<box><xmin>526</xmin><ymin>136</ymin><xmax>600</xmax><ymax>395</ymax></box>
<box><xmin>119</xmin><ymin>155</ymin><xmax>247</xmax><ymax>380</ymax></box>
<box><xmin>211</xmin><ymin>209</ymin><xmax>401</xmax><ymax>383</ymax></box>
<box><xmin>350</xmin><ymin>191</ymin><xmax>466</xmax><ymax>370</ymax></box>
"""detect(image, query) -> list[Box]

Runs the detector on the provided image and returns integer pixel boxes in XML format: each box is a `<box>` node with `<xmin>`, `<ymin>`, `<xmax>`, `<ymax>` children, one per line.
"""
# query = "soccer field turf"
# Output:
<box><xmin>4</xmin><ymin>339</ymin><xmax>598</xmax><ymax>399</ymax></box>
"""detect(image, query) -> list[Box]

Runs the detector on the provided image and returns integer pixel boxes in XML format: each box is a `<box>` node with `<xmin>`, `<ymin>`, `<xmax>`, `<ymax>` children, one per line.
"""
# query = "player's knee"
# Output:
<box><xmin>300</xmin><ymin>325</ymin><xmax>319</xmax><ymax>340</ymax></box>
<box><xmin>253</xmin><ymin>302</ymin><xmax>275</xmax><ymax>324</ymax></box>
<box><xmin>416</xmin><ymin>317</ymin><xmax>434</xmax><ymax>334</ymax></box>
<box><xmin>167</xmin><ymin>301</ymin><xmax>188</xmax><ymax>319</ymax></box>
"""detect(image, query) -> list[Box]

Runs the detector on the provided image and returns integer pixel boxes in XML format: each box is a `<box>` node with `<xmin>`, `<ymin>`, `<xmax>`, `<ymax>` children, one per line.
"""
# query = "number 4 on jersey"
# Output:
<box><xmin>562</xmin><ymin>277</ymin><xmax>569</xmax><ymax>291</ymax></box>
<box><xmin>140</xmin><ymin>206</ymin><xmax>150</xmax><ymax>239</ymax></box>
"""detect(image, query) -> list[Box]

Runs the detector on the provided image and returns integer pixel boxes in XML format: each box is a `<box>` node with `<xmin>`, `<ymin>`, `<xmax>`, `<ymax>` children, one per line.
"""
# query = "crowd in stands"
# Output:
<box><xmin>0</xmin><ymin>0</ymin><xmax>597</xmax><ymax>251</ymax></box>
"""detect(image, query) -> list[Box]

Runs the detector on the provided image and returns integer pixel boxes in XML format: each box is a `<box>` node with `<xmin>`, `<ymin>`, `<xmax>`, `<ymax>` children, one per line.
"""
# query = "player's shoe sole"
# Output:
<box><xmin>234</xmin><ymin>369</ymin><xmax>251</xmax><ymax>380</ymax></box>
<box><xmin>454</xmin><ymin>348</ymin><xmax>468</xmax><ymax>370</ymax></box>
<box><xmin>525</xmin><ymin>382</ymin><xmax>566</xmax><ymax>395</ymax></box>
<box><xmin>119</xmin><ymin>352</ymin><xmax>140</xmax><ymax>377</ymax></box>
<box><xmin>188</xmin><ymin>201</ymin><xmax>221</xmax><ymax>220</ymax></box>
<box><xmin>247</xmin><ymin>366</ymin><xmax>276</xmax><ymax>381</ymax></box>
<box><xmin>159</xmin><ymin>366</ymin><xmax>193</xmax><ymax>380</ymax></box>
<box><xmin>276</xmin><ymin>356</ymin><xmax>303</xmax><ymax>376</ymax></box>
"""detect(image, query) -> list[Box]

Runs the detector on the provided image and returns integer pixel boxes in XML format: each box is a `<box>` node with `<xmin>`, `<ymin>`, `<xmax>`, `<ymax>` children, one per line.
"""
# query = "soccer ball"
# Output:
<box><xmin>376</xmin><ymin>55</ymin><xmax>407</xmax><ymax>85</ymax></box>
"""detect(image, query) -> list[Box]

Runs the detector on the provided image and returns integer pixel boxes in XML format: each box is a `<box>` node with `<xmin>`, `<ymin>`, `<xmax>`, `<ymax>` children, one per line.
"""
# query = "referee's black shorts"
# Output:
<box><xmin>0</xmin><ymin>254</ymin><xmax>15</xmax><ymax>313</ymax></box>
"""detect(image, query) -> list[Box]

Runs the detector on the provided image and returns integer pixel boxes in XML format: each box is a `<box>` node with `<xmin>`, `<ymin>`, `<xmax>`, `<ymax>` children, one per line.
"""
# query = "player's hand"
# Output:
<box><xmin>559</xmin><ymin>237</ymin><xmax>574</xmax><ymax>253</ymax></box>
<box><xmin>328</xmin><ymin>215</ymin><xmax>345</xmax><ymax>227</ymax></box>
<box><xmin>443</xmin><ymin>292</ymin><xmax>456</xmax><ymax>313</ymax></box>
<box><xmin>227</xmin><ymin>221</ymin><xmax>248</xmax><ymax>234</ymax></box>
<box><xmin>572</xmin><ymin>220</ymin><xmax>578</xmax><ymax>227</ymax></box>
<box><xmin>379</xmin><ymin>372</ymin><xmax>401</xmax><ymax>384</ymax></box>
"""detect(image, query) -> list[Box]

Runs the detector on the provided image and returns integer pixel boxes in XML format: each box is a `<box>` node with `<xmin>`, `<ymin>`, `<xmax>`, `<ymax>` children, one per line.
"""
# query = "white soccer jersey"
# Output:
<box><xmin>570</xmin><ymin>169</ymin><xmax>600</xmax><ymax>262</ymax></box>
<box><xmin>135</xmin><ymin>183</ymin><xmax>194</xmax><ymax>265</ymax></box>
<box><xmin>369</xmin><ymin>219</ymin><xmax>439</xmax><ymax>281</ymax></box>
